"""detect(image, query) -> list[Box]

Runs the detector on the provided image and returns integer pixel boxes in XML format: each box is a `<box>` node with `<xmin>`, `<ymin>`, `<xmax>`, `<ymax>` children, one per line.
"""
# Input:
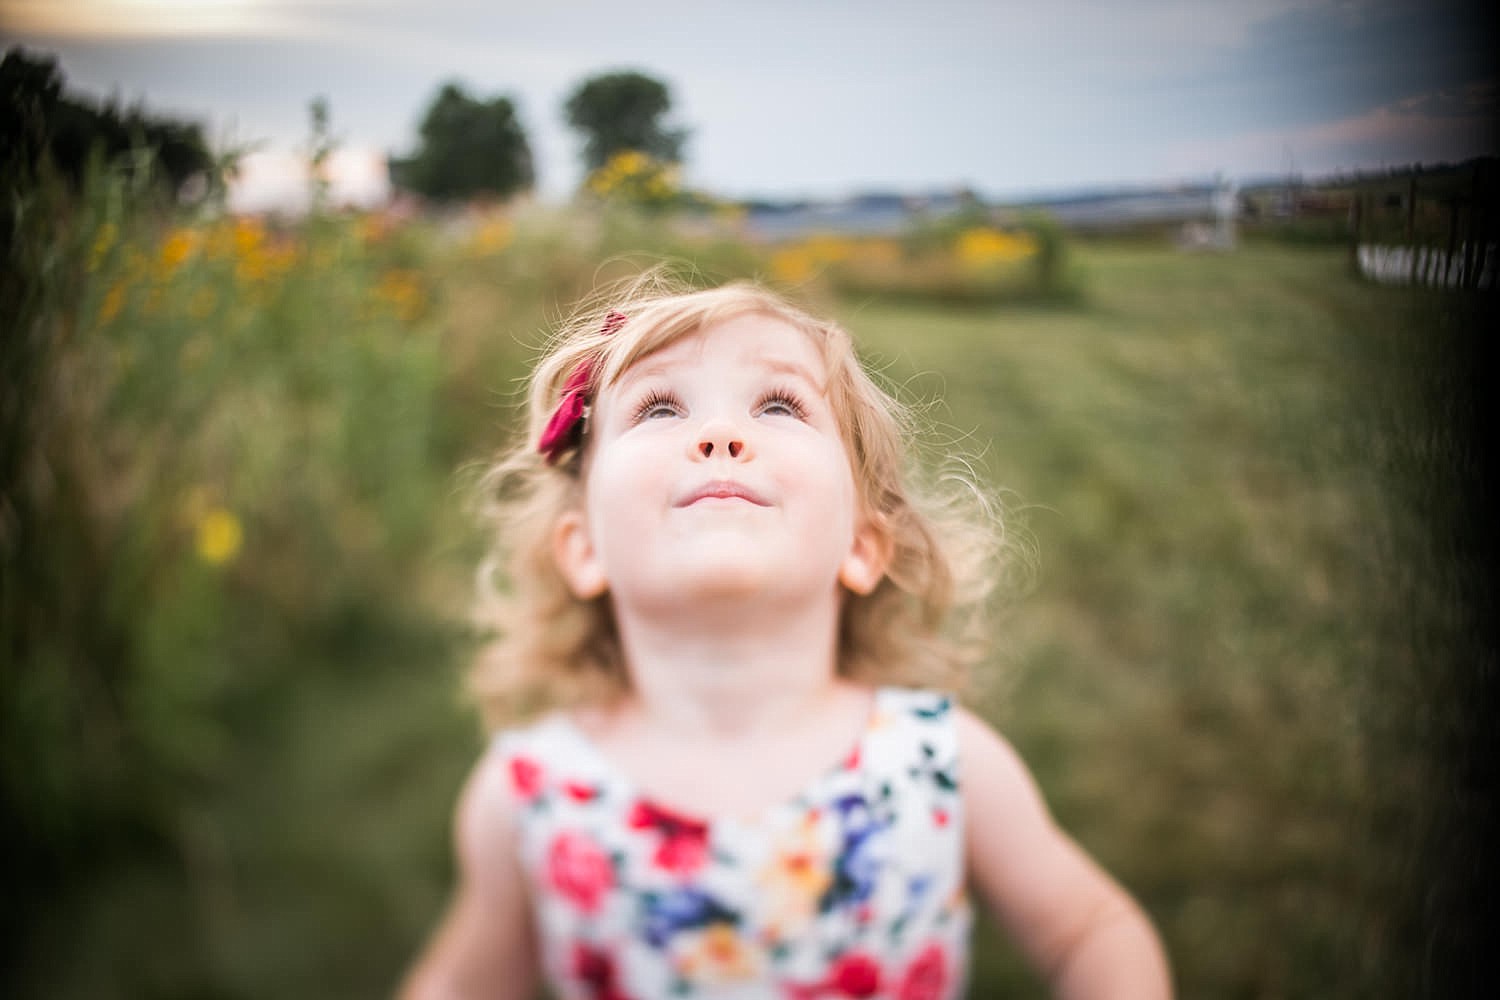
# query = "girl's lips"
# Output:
<box><xmin>676</xmin><ymin>480</ymin><xmax>771</xmax><ymax>507</ymax></box>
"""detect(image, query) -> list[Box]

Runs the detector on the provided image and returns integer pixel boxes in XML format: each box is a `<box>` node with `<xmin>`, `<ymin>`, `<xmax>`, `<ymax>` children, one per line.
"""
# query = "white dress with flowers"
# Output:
<box><xmin>494</xmin><ymin>687</ymin><xmax>971</xmax><ymax>1000</ymax></box>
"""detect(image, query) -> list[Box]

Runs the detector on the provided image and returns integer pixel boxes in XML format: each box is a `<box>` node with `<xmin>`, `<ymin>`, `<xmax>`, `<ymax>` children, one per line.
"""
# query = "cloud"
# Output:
<box><xmin>1163</xmin><ymin>80</ymin><xmax>1499</xmax><ymax>176</ymax></box>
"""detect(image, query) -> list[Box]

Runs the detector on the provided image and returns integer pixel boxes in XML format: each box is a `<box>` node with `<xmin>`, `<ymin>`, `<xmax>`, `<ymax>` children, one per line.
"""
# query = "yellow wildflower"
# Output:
<box><xmin>469</xmin><ymin>217</ymin><xmax>513</xmax><ymax>256</ymax></box>
<box><xmin>98</xmin><ymin>282</ymin><xmax>127</xmax><ymax>324</ymax></box>
<box><xmin>355</xmin><ymin>213</ymin><xmax>391</xmax><ymax>245</ymax></box>
<box><xmin>157</xmin><ymin>227</ymin><xmax>201</xmax><ymax>276</ymax></box>
<box><xmin>89</xmin><ymin>222</ymin><xmax>118</xmax><ymax>272</ymax></box>
<box><xmin>233</xmin><ymin>217</ymin><xmax>265</xmax><ymax>257</ymax></box>
<box><xmin>374</xmin><ymin>268</ymin><xmax>427</xmax><ymax>324</ymax></box>
<box><xmin>195</xmin><ymin>508</ymin><xmax>243</xmax><ymax>566</ymax></box>
<box><xmin>235</xmin><ymin>235</ymin><xmax>298</xmax><ymax>287</ymax></box>
<box><xmin>611</xmin><ymin>149</ymin><xmax>649</xmax><ymax>175</ymax></box>
<box><xmin>955</xmin><ymin>226</ymin><xmax>1037</xmax><ymax>267</ymax></box>
<box><xmin>804</xmin><ymin>234</ymin><xmax>855</xmax><ymax>264</ymax></box>
<box><xmin>770</xmin><ymin>246</ymin><xmax>817</xmax><ymax>285</ymax></box>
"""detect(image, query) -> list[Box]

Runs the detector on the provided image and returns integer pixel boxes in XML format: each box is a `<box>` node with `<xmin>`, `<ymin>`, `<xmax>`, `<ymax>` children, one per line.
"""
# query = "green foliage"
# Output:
<box><xmin>391</xmin><ymin>81</ymin><xmax>534</xmax><ymax>202</ymax></box>
<box><xmin>563</xmin><ymin>70</ymin><xmax>687</xmax><ymax>171</ymax></box>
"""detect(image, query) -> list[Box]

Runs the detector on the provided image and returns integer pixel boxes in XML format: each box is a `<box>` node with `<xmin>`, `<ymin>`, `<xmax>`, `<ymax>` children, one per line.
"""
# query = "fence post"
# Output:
<box><xmin>1463</xmin><ymin>163</ymin><xmax>1480</xmax><ymax>290</ymax></box>
<box><xmin>1407</xmin><ymin>170</ymin><xmax>1420</xmax><ymax>285</ymax></box>
<box><xmin>1349</xmin><ymin>187</ymin><xmax>1363</xmax><ymax>275</ymax></box>
<box><xmin>1446</xmin><ymin>194</ymin><xmax>1461</xmax><ymax>288</ymax></box>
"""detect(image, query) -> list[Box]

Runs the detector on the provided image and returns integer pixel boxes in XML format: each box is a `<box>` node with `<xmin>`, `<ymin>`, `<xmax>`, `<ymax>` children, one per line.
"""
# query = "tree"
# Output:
<box><xmin>391</xmin><ymin>82</ymin><xmax>533</xmax><ymax>202</ymax></box>
<box><xmin>563</xmin><ymin>70</ymin><xmax>687</xmax><ymax>171</ymax></box>
<box><xmin>1</xmin><ymin>47</ymin><xmax>215</xmax><ymax>202</ymax></box>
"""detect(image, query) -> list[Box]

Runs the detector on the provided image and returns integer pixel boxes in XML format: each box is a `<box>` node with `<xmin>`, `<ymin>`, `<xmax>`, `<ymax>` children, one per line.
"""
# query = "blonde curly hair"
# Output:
<box><xmin>470</xmin><ymin>271</ymin><xmax>1007</xmax><ymax>729</ymax></box>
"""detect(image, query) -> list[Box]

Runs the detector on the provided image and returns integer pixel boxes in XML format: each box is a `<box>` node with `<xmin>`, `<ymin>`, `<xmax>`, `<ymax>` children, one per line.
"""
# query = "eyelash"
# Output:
<box><xmin>632</xmin><ymin>389</ymin><xmax>683</xmax><ymax>422</ymax></box>
<box><xmin>755</xmin><ymin>388</ymin><xmax>808</xmax><ymax>420</ymax></box>
<box><xmin>629</xmin><ymin>387</ymin><xmax>809</xmax><ymax>423</ymax></box>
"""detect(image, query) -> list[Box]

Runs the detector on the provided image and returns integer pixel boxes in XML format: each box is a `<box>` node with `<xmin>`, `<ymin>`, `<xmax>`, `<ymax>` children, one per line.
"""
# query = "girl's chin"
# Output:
<box><xmin>632</xmin><ymin>559</ymin><xmax>839</xmax><ymax>608</ymax></box>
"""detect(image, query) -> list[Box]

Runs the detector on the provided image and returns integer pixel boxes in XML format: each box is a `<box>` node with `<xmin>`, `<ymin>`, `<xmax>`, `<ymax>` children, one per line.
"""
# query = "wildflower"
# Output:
<box><xmin>469</xmin><ymin>217</ymin><xmax>513</xmax><ymax>256</ymax></box>
<box><xmin>355</xmin><ymin>213</ymin><xmax>391</xmax><ymax>245</ymax></box>
<box><xmin>955</xmin><ymin>226</ymin><xmax>1036</xmax><ymax>267</ymax></box>
<box><xmin>98</xmin><ymin>282</ymin><xmax>127</xmax><ymax>324</ymax></box>
<box><xmin>157</xmin><ymin>227</ymin><xmax>201</xmax><ymax>277</ymax></box>
<box><xmin>374</xmin><ymin>268</ymin><xmax>427</xmax><ymax>324</ymax></box>
<box><xmin>195</xmin><ymin>507</ymin><xmax>243</xmax><ymax>566</ymax></box>
<box><xmin>233</xmin><ymin>217</ymin><xmax>265</xmax><ymax>257</ymax></box>
<box><xmin>584</xmin><ymin>149</ymin><xmax>679</xmax><ymax>206</ymax></box>
<box><xmin>770</xmin><ymin>246</ymin><xmax>817</xmax><ymax>285</ymax></box>
<box><xmin>88</xmin><ymin>222</ymin><xmax>118</xmax><ymax>272</ymax></box>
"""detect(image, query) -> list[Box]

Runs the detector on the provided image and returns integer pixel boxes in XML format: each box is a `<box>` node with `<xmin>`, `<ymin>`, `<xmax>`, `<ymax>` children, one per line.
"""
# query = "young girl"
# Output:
<box><xmin>402</xmin><ymin>276</ymin><xmax>1171</xmax><ymax>999</ymax></box>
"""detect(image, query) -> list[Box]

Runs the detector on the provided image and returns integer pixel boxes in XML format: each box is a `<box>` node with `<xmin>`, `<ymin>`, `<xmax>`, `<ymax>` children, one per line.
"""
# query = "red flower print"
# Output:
<box><xmin>828</xmin><ymin>951</ymin><xmax>881</xmax><ymax>997</ymax></box>
<box><xmin>509</xmin><ymin>755</ymin><xmax>543</xmax><ymax>800</ymax></box>
<box><xmin>897</xmin><ymin>944</ymin><xmax>947</xmax><ymax>1000</ymax></box>
<box><xmin>628</xmin><ymin>800</ymin><xmax>711</xmax><ymax>878</ymax></box>
<box><xmin>932</xmin><ymin>807</ymin><xmax>949</xmax><ymax>828</ymax></box>
<box><xmin>547</xmin><ymin>830</ymin><xmax>615</xmax><ymax>913</ymax></box>
<box><xmin>655</xmin><ymin>830</ymin><xmax>710</xmax><ymax>875</ymax></box>
<box><xmin>564</xmin><ymin>780</ymin><xmax>600</xmax><ymax>802</ymax></box>
<box><xmin>572</xmin><ymin>941</ymin><xmax>632</xmax><ymax>1000</ymax></box>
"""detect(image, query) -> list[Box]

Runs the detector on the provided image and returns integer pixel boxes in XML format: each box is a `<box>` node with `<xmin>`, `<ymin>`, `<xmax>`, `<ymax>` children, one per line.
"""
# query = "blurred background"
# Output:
<box><xmin>3</xmin><ymin>1</ymin><xmax>1497</xmax><ymax>997</ymax></box>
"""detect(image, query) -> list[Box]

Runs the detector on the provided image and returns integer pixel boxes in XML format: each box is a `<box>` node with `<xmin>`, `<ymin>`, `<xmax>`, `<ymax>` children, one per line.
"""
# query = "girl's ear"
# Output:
<box><xmin>553</xmin><ymin>510</ymin><xmax>609</xmax><ymax>599</ymax></box>
<box><xmin>839</xmin><ymin>513</ymin><xmax>893</xmax><ymax>596</ymax></box>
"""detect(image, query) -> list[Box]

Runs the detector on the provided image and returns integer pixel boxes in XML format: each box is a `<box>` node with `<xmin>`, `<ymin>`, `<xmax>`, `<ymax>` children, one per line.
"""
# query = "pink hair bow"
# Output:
<box><xmin>538</xmin><ymin>310</ymin><xmax>627</xmax><ymax>464</ymax></box>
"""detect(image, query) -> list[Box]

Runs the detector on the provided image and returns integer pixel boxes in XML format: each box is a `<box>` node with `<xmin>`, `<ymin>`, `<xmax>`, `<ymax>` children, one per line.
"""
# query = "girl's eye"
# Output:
<box><xmin>633</xmin><ymin>390</ymin><xmax>683</xmax><ymax>422</ymax></box>
<box><xmin>756</xmin><ymin>389</ymin><xmax>808</xmax><ymax>420</ymax></box>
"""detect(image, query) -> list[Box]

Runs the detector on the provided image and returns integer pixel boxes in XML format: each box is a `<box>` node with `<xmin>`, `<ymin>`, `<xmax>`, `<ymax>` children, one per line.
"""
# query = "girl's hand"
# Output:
<box><xmin>399</xmin><ymin>750</ymin><xmax>539</xmax><ymax>1000</ymax></box>
<box><xmin>957</xmin><ymin>709</ymin><xmax>1173</xmax><ymax>999</ymax></box>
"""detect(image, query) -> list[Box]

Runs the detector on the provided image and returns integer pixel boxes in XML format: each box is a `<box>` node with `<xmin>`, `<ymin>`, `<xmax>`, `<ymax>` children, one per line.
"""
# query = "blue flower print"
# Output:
<box><xmin>819</xmin><ymin>792</ymin><xmax>892</xmax><ymax>913</ymax></box>
<box><xmin>639</xmin><ymin>886</ymin><xmax>740</xmax><ymax>948</ymax></box>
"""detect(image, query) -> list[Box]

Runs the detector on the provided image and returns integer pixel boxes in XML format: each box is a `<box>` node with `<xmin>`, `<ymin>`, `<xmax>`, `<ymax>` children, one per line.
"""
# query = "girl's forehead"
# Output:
<box><xmin>612</xmin><ymin>312</ymin><xmax>830</xmax><ymax>384</ymax></box>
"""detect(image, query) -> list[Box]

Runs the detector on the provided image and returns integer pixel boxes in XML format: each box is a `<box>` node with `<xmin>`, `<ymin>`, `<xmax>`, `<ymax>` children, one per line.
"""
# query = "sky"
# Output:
<box><xmin>3</xmin><ymin>0</ymin><xmax>1496</xmax><ymax>209</ymax></box>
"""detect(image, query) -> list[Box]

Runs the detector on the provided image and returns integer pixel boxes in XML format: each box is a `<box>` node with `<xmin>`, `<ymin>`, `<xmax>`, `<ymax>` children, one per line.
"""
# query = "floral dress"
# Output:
<box><xmin>494</xmin><ymin>687</ymin><xmax>971</xmax><ymax>1000</ymax></box>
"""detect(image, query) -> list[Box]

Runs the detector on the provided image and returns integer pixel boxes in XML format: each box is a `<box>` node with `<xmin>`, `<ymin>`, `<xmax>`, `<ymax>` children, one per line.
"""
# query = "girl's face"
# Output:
<box><xmin>553</xmin><ymin>313</ymin><xmax>888</xmax><ymax>613</ymax></box>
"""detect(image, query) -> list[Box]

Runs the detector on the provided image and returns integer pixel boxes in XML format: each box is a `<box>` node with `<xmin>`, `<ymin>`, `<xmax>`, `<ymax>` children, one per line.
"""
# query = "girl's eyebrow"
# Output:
<box><xmin>613</xmin><ymin>355</ymin><xmax>826</xmax><ymax>394</ymax></box>
<box><xmin>760</xmin><ymin>356</ymin><xmax>827</xmax><ymax>391</ymax></box>
<box><xmin>611</xmin><ymin>361</ymin><xmax>672</xmax><ymax>394</ymax></box>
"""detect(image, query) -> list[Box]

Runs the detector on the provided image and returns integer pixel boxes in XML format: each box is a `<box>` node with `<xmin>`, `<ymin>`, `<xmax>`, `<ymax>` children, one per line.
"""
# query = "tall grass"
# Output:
<box><xmin>3</xmin><ymin>174</ymin><xmax>1487</xmax><ymax>998</ymax></box>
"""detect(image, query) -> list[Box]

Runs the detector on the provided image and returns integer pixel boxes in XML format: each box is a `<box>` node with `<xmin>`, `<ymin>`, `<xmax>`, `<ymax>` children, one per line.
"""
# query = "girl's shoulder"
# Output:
<box><xmin>486</xmin><ymin>709</ymin><xmax>599</xmax><ymax>796</ymax></box>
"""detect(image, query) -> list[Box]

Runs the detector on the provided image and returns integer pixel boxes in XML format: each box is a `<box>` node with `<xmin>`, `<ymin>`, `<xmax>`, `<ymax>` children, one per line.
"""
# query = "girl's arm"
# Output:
<box><xmin>399</xmin><ymin>749</ymin><xmax>539</xmax><ymax>1000</ymax></box>
<box><xmin>957</xmin><ymin>708</ymin><xmax>1172</xmax><ymax>999</ymax></box>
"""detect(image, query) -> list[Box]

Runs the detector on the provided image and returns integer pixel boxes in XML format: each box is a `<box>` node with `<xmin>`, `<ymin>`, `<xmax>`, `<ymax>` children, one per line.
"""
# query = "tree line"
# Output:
<box><xmin>3</xmin><ymin>46</ymin><xmax>687</xmax><ymax>210</ymax></box>
<box><xmin>392</xmin><ymin>69</ymin><xmax>687</xmax><ymax>203</ymax></box>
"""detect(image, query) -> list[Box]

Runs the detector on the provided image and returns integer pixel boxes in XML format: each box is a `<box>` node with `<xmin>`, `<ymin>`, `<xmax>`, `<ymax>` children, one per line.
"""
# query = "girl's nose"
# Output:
<box><xmin>695</xmin><ymin>419</ymin><xmax>746</xmax><ymax>459</ymax></box>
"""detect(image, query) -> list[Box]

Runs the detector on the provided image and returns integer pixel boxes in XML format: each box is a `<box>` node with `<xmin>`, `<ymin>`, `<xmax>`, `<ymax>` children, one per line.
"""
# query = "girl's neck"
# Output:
<box><xmin>610</xmin><ymin>593</ymin><xmax>845</xmax><ymax>740</ymax></box>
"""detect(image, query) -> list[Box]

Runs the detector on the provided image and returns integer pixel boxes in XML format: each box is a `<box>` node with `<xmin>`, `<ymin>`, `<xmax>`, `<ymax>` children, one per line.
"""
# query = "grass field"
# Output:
<box><xmin>6</xmin><ymin>200</ymin><xmax>1491</xmax><ymax>998</ymax></box>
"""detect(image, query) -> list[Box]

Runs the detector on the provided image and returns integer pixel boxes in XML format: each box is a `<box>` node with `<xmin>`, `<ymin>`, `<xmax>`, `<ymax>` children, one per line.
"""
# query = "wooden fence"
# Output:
<box><xmin>1349</xmin><ymin>158</ymin><xmax>1497</xmax><ymax>290</ymax></box>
